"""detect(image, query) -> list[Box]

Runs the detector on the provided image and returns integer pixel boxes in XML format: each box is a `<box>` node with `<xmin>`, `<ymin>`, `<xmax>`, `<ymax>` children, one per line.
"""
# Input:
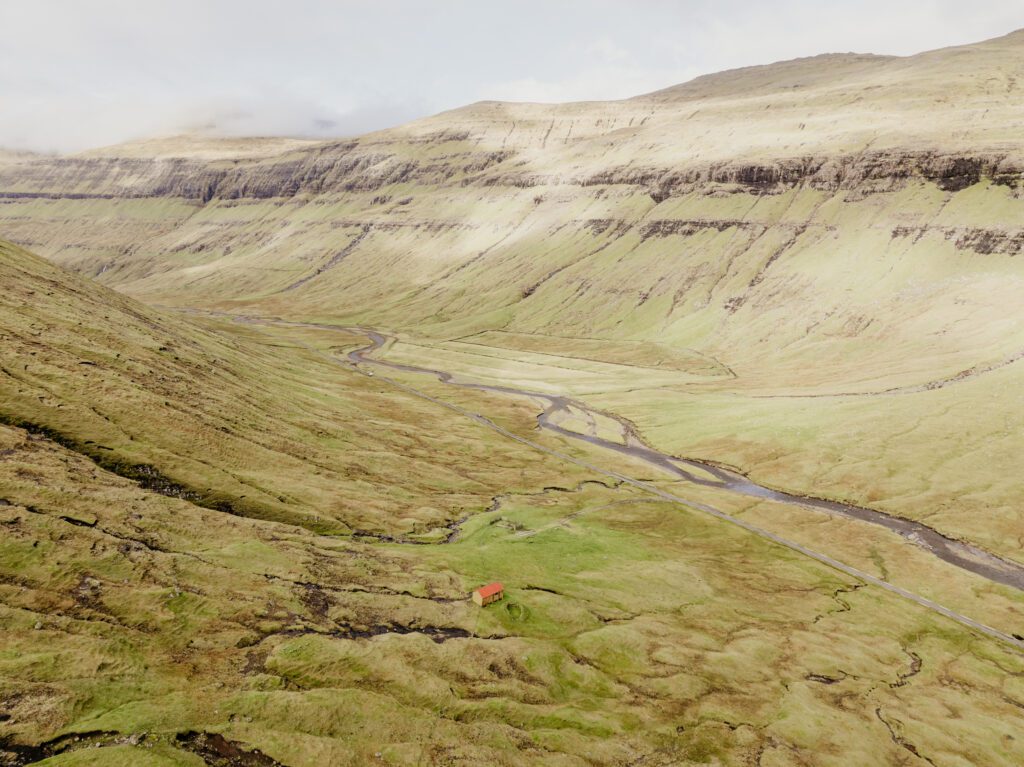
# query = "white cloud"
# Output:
<box><xmin>586</xmin><ymin>38</ymin><xmax>631</xmax><ymax>64</ymax></box>
<box><xmin>485</xmin><ymin>64</ymin><xmax>702</xmax><ymax>104</ymax></box>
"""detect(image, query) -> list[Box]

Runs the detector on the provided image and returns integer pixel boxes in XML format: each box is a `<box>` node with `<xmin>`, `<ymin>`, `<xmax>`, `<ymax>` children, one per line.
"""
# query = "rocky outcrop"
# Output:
<box><xmin>585</xmin><ymin>152</ymin><xmax>1024</xmax><ymax>201</ymax></box>
<box><xmin>893</xmin><ymin>225</ymin><xmax>1024</xmax><ymax>255</ymax></box>
<box><xmin>2</xmin><ymin>121</ymin><xmax>1021</xmax><ymax>211</ymax></box>
<box><xmin>639</xmin><ymin>219</ymin><xmax>767</xmax><ymax>239</ymax></box>
<box><xmin>0</xmin><ymin>157</ymin><xmax>228</xmax><ymax>200</ymax></box>
<box><xmin>0</xmin><ymin>132</ymin><xmax>517</xmax><ymax>202</ymax></box>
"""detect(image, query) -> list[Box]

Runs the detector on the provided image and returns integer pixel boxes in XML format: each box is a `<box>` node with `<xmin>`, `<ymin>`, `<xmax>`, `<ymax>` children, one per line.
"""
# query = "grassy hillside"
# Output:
<box><xmin>3</xmin><ymin>29</ymin><xmax>1024</xmax><ymax>764</ymax></box>
<box><xmin>0</xmin><ymin>246</ymin><xmax>1021</xmax><ymax>765</ymax></box>
<box><xmin>0</xmin><ymin>239</ymin><xmax>601</xmax><ymax>537</ymax></box>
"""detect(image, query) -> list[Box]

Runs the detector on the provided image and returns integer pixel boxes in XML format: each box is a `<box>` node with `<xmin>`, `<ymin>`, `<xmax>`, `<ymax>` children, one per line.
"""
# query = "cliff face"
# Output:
<box><xmin>3</xmin><ymin>144</ymin><xmax>1019</xmax><ymax>207</ymax></box>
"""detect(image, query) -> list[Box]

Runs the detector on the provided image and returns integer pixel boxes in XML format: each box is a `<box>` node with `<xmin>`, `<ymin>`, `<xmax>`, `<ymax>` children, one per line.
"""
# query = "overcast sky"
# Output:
<box><xmin>2</xmin><ymin>0</ymin><xmax>1022</xmax><ymax>153</ymax></box>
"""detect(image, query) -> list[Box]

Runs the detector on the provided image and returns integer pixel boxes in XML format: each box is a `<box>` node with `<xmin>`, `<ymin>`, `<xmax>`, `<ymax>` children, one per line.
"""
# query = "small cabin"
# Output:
<box><xmin>472</xmin><ymin>582</ymin><xmax>504</xmax><ymax>607</ymax></box>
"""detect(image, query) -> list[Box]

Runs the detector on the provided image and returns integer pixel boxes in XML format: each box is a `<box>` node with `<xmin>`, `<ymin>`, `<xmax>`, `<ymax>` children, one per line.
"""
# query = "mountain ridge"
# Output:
<box><xmin>5</xmin><ymin>27</ymin><xmax>1022</xmax><ymax>162</ymax></box>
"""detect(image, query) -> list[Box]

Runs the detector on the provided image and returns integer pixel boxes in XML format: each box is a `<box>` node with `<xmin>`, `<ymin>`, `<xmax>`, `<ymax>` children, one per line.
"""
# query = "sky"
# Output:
<box><xmin>2</xmin><ymin>0</ymin><xmax>1022</xmax><ymax>153</ymax></box>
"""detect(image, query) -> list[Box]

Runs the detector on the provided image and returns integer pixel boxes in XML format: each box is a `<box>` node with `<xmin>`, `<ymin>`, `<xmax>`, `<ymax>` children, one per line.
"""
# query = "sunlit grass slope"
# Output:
<box><xmin>0</xmin><ymin>239</ymin><xmax>597</xmax><ymax>537</ymax></box>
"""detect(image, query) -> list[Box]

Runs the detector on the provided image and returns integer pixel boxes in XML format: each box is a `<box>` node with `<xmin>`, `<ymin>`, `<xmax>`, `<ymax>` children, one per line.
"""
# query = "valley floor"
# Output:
<box><xmin>3</xmin><ymin>414</ymin><xmax>1024</xmax><ymax>767</ymax></box>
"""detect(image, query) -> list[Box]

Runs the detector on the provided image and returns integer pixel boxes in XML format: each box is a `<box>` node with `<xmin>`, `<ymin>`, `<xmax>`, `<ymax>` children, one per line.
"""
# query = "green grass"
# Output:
<box><xmin>36</xmin><ymin>744</ymin><xmax>205</xmax><ymax>766</ymax></box>
<box><xmin>0</xmin><ymin>240</ymin><xmax>596</xmax><ymax>539</ymax></box>
<box><xmin>4</xmin><ymin>413</ymin><xmax>1024</xmax><ymax>765</ymax></box>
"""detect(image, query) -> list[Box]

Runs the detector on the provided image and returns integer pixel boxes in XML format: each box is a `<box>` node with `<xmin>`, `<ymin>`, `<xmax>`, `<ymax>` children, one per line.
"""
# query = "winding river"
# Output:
<box><xmin>342</xmin><ymin>329</ymin><xmax>1024</xmax><ymax>594</ymax></box>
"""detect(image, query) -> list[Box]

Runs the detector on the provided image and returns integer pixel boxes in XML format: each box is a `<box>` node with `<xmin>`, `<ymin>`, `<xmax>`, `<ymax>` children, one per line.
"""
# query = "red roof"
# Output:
<box><xmin>475</xmin><ymin>582</ymin><xmax>504</xmax><ymax>598</ymax></box>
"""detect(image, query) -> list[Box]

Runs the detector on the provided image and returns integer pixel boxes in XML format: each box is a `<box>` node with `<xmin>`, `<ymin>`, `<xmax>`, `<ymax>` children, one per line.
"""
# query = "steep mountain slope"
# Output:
<box><xmin>0</xmin><ymin>239</ymin><xmax>596</xmax><ymax>537</ymax></box>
